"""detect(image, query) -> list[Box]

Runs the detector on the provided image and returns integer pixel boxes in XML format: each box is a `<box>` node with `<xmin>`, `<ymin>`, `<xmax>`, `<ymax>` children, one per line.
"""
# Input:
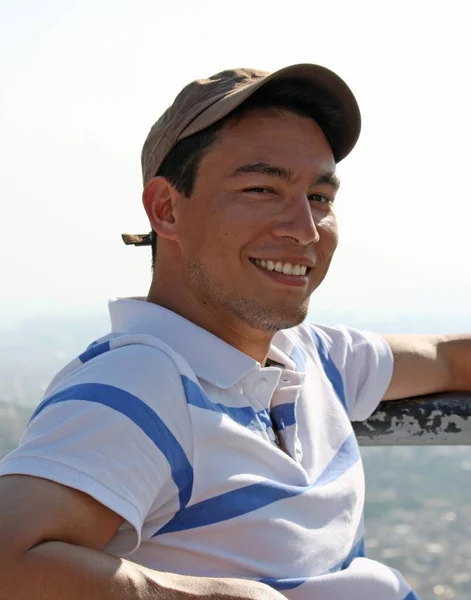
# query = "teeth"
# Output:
<box><xmin>282</xmin><ymin>263</ymin><xmax>293</xmax><ymax>275</ymax></box>
<box><xmin>252</xmin><ymin>259</ymin><xmax>308</xmax><ymax>276</ymax></box>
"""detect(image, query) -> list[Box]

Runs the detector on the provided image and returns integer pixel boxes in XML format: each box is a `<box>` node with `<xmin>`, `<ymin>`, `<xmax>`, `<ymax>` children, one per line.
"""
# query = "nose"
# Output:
<box><xmin>272</xmin><ymin>194</ymin><xmax>320</xmax><ymax>246</ymax></box>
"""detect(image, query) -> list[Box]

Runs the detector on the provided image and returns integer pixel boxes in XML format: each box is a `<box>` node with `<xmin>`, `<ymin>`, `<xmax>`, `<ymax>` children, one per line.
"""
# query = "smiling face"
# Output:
<box><xmin>167</xmin><ymin>108</ymin><xmax>339</xmax><ymax>334</ymax></box>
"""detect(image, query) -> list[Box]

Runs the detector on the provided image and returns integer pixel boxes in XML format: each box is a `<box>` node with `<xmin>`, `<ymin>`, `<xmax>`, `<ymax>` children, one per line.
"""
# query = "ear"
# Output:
<box><xmin>142</xmin><ymin>177</ymin><xmax>180</xmax><ymax>242</ymax></box>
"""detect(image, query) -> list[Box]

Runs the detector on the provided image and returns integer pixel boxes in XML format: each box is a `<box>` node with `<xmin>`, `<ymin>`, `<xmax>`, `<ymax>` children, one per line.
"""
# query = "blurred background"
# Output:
<box><xmin>1</xmin><ymin>1</ymin><xmax>470</xmax><ymax>598</ymax></box>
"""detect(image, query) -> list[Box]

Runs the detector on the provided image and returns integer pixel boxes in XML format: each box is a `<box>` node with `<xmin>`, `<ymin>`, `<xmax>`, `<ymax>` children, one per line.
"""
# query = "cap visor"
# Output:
<box><xmin>179</xmin><ymin>63</ymin><xmax>361</xmax><ymax>162</ymax></box>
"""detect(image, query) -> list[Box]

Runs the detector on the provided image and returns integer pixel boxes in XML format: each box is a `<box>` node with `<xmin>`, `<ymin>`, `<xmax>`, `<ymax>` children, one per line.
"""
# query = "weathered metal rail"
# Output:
<box><xmin>353</xmin><ymin>392</ymin><xmax>471</xmax><ymax>446</ymax></box>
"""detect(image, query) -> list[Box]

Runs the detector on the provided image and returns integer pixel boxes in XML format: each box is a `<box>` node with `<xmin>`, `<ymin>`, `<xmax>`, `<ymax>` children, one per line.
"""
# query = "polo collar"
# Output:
<box><xmin>109</xmin><ymin>298</ymin><xmax>259</xmax><ymax>389</ymax></box>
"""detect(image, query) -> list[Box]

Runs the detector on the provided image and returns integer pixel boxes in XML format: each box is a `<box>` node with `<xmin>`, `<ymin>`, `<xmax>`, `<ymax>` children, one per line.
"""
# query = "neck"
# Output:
<box><xmin>147</xmin><ymin>269</ymin><xmax>273</xmax><ymax>365</ymax></box>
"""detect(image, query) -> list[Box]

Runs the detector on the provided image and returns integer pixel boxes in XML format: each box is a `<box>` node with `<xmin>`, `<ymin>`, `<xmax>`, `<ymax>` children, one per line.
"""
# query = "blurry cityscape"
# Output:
<box><xmin>0</xmin><ymin>311</ymin><xmax>470</xmax><ymax>600</ymax></box>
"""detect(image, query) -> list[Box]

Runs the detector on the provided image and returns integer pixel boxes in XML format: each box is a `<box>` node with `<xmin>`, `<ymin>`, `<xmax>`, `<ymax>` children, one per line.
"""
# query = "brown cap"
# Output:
<box><xmin>123</xmin><ymin>63</ymin><xmax>361</xmax><ymax>247</ymax></box>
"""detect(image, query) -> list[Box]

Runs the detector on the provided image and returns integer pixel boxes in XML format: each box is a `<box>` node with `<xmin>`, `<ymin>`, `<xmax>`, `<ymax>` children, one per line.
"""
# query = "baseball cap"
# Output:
<box><xmin>122</xmin><ymin>63</ymin><xmax>361</xmax><ymax>247</ymax></box>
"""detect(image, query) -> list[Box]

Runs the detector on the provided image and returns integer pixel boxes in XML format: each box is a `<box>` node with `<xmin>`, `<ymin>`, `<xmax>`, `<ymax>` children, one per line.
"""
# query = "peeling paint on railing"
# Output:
<box><xmin>353</xmin><ymin>392</ymin><xmax>471</xmax><ymax>446</ymax></box>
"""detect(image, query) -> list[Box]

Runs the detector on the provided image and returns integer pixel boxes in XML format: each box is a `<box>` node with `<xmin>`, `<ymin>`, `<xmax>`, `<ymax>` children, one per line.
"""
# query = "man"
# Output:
<box><xmin>0</xmin><ymin>64</ymin><xmax>469</xmax><ymax>600</ymax></box>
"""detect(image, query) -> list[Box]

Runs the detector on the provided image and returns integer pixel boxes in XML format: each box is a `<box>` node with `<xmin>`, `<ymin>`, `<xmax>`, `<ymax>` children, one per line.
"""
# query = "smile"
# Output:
<box><xmin>249</xmin><ymin>258</ymin><xmax>309</xmax><ymax>276</ymax></box>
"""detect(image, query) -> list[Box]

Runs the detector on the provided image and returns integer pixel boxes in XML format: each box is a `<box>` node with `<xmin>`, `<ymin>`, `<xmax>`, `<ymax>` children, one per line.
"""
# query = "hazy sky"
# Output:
<box><xmin>1</xmin><ymin>0</ymin><xmax>470</xmax><ymax>324</ymax></box>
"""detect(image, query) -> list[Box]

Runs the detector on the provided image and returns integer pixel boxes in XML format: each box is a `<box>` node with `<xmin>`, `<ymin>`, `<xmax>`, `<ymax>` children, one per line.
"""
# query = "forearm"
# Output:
<box><xmin>0</xmin><ymin>540</ymin><xmax>271</xmax><ymax>600</ymax></box>
<box><xmin>439</xmin><ymin>334</ymin><xmax>471</xmax><ymax>391</ymax></box>
<box><xmin>382</xmin><ymin>333</ymin><xmax>471</xmax><ymax>400</ymax></box>
<box><xmin>1</xmin><ymin>540</ymin><xmax>164</xmax><ymax>600</ymax></box>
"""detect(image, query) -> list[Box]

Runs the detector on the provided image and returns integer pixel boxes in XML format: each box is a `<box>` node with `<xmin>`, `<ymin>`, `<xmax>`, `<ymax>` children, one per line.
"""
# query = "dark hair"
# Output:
<box><xmin>151</xmin><ymin>79</ymin><xmax>342</xmax><ymax>267</ymax></box>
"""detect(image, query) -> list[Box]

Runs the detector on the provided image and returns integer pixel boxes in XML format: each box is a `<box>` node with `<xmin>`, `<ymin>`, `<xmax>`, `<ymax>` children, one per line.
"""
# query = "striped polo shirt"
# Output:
<box><xmin>0</xmin><ymin>298</ymin><xmax>419</xmax><ymax>600</ymax></box>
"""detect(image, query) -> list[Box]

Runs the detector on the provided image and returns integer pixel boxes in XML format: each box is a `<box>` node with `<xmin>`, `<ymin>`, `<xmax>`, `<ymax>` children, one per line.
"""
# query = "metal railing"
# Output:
<box><xmin>353</xmin><ymin>392</ymin><xmax>471</xmax><ymax>446</ymax></box>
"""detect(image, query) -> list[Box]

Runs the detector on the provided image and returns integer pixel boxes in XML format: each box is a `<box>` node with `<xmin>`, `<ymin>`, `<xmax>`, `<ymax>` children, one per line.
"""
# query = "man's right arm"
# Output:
<box><xmin>0</xmin><ymin>475</ymin><xmax>284</xmax><ymax>600</ymax></box>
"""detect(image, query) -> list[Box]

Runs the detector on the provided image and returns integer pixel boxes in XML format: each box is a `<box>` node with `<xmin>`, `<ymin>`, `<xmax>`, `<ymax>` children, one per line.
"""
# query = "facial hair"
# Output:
<box><xmin>185</xmin><ymin>255</ymin><xmax>309</xmax><ymax>333</ymax></box>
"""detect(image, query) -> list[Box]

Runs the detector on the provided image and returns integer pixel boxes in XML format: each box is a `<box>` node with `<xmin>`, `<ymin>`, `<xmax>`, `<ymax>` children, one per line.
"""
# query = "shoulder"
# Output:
<box><xmin>285</xmin><ymin>321</ymin><xmax>393</xmax><ymax>420</ymax></box>
<box><xmin>276</xmin><ymin>321</ymin><xmax>355</xmax><ymax>372</ymax></box>
<box><xmin>286</xmin><ymin>321</ymin><xmax>390</xmax><ymax>366</ymax></box>
<box><xmin>48</xmin><ymin>332</ymin><xmax>190</xmax><ymax>390</ymax></box>
<box><xmin>37</xmin><ymin>332</ymin><xmax>195</xmax><ymax>427</ymax></box>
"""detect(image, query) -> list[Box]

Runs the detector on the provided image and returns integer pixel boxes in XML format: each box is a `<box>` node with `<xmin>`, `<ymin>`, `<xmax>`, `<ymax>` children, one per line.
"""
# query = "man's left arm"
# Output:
<box><xmin>382</xmin><ymin>334</ymin><xmax>471</xmax><ymax>401</ymax></box>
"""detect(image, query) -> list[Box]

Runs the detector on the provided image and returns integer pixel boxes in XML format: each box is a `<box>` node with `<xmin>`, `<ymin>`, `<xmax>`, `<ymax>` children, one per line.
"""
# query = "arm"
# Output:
<box><xmin>382</xmin><ymin>334</ymin><xmax>471</xmax><ymax>401</ymax></box>
<box><xmin>0</xmin><ymin>475</ymin><xmax>284</xmax><ymax>600</ymax></box>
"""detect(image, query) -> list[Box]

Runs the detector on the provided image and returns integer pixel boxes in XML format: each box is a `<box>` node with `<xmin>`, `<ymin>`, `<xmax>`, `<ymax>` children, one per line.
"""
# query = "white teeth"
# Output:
<box><xmin>252</xmin><ymin>259</ymin><xmax>308</xmax><ymax>276</ymax></box>
<box><xmin>282</xmin><ymin>263</ymin><xmax>294</xmax><ymax>275</ymax></box>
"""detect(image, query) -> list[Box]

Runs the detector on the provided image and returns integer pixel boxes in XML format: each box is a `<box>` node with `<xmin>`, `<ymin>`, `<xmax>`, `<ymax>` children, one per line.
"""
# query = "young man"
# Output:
<box><xmin>0</xmin><ymin>64</ymin><xmax>470</xmax><ymax>600</ymax></box>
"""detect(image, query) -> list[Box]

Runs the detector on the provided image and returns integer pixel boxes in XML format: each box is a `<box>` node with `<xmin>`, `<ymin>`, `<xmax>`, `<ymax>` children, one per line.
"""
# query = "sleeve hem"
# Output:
<box><xmin>0</xmin><ymin>456</ymin><xmax>142</xmax><ymax>555</ymax></box>
<box><xmin>349</xmin><ymin>334</ymin><xmax>394</xmax><ymax>422</ymax></box>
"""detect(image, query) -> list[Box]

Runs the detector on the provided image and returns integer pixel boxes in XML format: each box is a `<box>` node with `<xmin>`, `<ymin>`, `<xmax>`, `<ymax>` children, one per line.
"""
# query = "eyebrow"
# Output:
<box><xmin>315</xmin><ymin>171</ymin><xmax>341</xmax><ymax>191</ymax></box>
<box><xmin>231</xmin><ymin>162</ymin><xmax>295</xmax><ymax>181</ymax></box>
<box><xmin>230</xmin><ymin>162</ymin><xmax>341</xmax><ymax>191</ymax></box>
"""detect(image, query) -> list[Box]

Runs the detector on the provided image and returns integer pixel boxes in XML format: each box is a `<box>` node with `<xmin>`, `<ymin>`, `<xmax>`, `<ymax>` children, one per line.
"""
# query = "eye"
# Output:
<box><xmin>243</xmin><ymin>187</ymin><xmax>275</xmax><ymax>194</ymax></box>
<box><xmin>308</xmin><ymin>193</ymin><xmax>333</xmax><ymax>204</ymax></box>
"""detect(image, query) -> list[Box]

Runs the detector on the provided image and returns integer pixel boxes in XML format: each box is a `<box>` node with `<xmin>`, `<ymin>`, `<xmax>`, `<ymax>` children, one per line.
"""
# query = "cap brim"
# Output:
<box><xmin>179</xmin><ymin>63</ymin><xmax>361</xmax><ymax>163</ymax></box>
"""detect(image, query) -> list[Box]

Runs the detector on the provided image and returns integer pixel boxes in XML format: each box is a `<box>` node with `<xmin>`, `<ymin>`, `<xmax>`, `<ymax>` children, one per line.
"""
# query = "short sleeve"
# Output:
<box><xmin>307</xmin><ymin>324</ymin><xmax>393</xmax><ymax>421</ymax></box>
<box><xmin>0</xmin><ymin>342</ymin><xmax>193</xmax><ymax>555</ymax></box>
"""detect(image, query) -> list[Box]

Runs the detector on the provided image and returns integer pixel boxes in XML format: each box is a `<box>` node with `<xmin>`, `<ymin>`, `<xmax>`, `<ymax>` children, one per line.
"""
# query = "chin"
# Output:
<box><xmin>243</xmin><ymin>304</ymin><xmax>309</xmax><ymax>334</ymax></box>
<box><xmin>273</xmin><ymin>307</ymin><xmax>309</xmax><ymax>331</ymax></box>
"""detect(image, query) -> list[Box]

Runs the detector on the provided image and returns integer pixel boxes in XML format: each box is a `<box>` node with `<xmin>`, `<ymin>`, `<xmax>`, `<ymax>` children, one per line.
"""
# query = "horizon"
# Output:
<box><xmin>1</xmin><ymin>300</ymin><xmax>470</xmax><ymax>336</ymax></box>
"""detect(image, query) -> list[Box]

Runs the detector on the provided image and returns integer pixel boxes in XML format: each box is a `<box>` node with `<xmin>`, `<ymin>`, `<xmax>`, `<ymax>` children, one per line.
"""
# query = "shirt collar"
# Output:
<box><xmin>109</xmin><ymin>298</ymin><xmax>260</xmax><ymax>389</ymax></box>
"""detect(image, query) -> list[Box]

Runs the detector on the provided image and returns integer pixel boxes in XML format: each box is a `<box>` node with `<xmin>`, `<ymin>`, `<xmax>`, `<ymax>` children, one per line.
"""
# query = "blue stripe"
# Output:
<box><xmin>271</xmin><ymin>403</ymin><xmax>296</xmax><ymax>431</ymax></box>
<box><xmin>79</xmin><ymin>341</ymin><xmax>111</xmax><ymax>364</ymax></box>
<box><xmin>403</xmin><ymin>592</ymin><xmax>420</xmax><ymax>600</ymax></box>
<box><xmin>309</xmin><ymin>326</ymin><xmax>347</xmax><ymax>411</ymax></box>
<box><xmin>156</xmin><ymin>433</ymin><xmax>359</xmax><ymax>535</ymax></box>
<box><xmin>315</xmin><ymin>434</ymin><xmax>360</xmax><ymax>486</ymax></box>
<box><xmin>290</xmin><ymin>344</ymin><xmax>308</xmax><ymax>372</ymax></box>
<box><xmin>259</xmin><ymin>577</ymin><xmax>306</xmax><ymax>591</ymax></box>
<box><xmin>29</xmin><ymin>383</ymin><xmax>193</xmax><ymax>509</ymax></box>
<box><xmin>321</xmin><ymin>534</ymin><xmax>366</xmax><ymax>575</ymax></box>
<box><xmin>341</xmin><ymin>536</ymin><xmax>365</xmax><ymax>569</ymax></box>
<box><xmin>182</xmin><ymin>376</ymin><xmax>269</xmax><ymax>432</ymax></box>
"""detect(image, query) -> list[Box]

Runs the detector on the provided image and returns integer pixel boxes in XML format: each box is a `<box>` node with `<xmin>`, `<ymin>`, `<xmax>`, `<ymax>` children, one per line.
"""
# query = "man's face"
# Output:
<box><xmin>175</xmin><ymin>108</ymin><xmax>339</xmax><ymax>333</ymax></box>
